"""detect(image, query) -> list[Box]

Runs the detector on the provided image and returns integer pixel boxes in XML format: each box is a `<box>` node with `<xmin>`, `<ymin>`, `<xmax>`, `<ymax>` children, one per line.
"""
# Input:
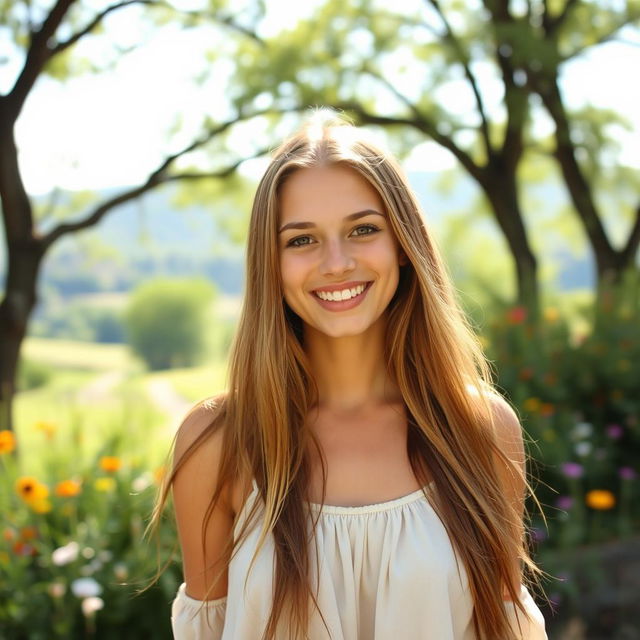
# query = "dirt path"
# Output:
<box><xmin>145</xmin><ymin>378</ymin><xmax>192</xmax><ymax>433</ymax></box>
<box><xmin>75</xmin><ymin>370</ymin><xmax>124</xmax><ymax>403</ymax></box>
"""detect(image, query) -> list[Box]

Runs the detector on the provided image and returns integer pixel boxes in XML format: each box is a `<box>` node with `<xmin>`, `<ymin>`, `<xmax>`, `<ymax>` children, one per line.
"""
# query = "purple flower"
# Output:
<box><xmin>530</xmin><ymin>527</ymin><xmax>547</xmax><ymax>543</ymax></box>
<box><xmin>606</xmin><ymin>424</ymin><xmax>624</xmax><ymax>440</ymax></box>
<box><xmin>555</xmin><ymin>496</ymin><xmax>574</xmax><ymax>510</ymax></box>
<box><xmin>619</xmin><ymin>467</ymin><xmax>637</xmax><ymax>480</ymax></box>
<box><xmin>561</xmin><ymin>462</ymin><xmax>584</xmax><ymax>479</ymax></box>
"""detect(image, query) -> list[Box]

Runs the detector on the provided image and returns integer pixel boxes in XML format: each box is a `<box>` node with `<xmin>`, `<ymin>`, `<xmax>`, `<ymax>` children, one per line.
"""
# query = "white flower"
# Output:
<box><xmin>572</xmin><ymin>422</ymin><xmax>593</xmax><ymax>440</ymax></box>
<box><xmin>52</xmin><ymin>541</ymin><xmax>79</xmax><ymax>566</ymax></box>
<box><xmin>81</xmin><ymin>596</ymin><xmax>104</xmax><ymax>617</ymax></box>
<box><xmin>575</xmin><ymin>441</ymin><xmax>593</xmax><ymax>457</ymax></box>
<box><xmin>132</xmin><ymin>473</ymin><xmax>152</xmax><ymax>493</ymax></box>
<box><xmin>71</xmin><ymin>577</ymin><xmax>103</xmax><ymax>598</ymax></box>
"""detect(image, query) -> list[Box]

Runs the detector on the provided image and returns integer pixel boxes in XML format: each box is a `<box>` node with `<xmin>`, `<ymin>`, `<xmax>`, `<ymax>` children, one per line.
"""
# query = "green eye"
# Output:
<box><xmin>287</xmin><ymin>235</ymin><xmax>313</xmax><ymax>247</ymax></box>
<box><xmin>352</xmin><ymin>224</ymin><xmax>380</xmax><ymax>237</ymax></box>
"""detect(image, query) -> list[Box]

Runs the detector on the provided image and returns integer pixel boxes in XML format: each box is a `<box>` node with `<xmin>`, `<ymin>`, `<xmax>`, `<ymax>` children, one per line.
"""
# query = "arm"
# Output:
<box><xmin>489</xmin><ymin>394</ymin><xmax>548</xmax><ymax>639</ymax></box>
<box><xmin>171</xmin><ymin>400</ymin><xmax>233</xmax><ymax>638</ymax></box>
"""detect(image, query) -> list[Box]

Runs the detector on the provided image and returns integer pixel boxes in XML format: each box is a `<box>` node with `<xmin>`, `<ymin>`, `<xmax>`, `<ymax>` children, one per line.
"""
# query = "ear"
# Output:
<box><xmin>398</xmin><ymin>250</ymin><xmax>409</xmax><ymax>266</ymax></box>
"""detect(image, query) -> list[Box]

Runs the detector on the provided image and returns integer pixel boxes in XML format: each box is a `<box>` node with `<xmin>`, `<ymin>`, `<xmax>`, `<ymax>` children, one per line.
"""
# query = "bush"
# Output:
<box><xmin>124</xmin><ymin>278</ymin><xmax>215</xmax><ymax>370</ymax></box>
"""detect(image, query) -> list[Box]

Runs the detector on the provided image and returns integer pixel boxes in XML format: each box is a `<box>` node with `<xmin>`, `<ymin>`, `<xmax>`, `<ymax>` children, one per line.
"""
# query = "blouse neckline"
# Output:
<box><xmin>307</xmin><ymin>482</ymin><xmax>435</xmax><ymax>515</ymax></box>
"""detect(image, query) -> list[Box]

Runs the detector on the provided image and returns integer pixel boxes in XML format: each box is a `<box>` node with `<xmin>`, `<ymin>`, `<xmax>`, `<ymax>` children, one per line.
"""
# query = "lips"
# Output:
<box><xmin>311</xmin><ymin>281</ymin><xmax>373</xmax><ymax>310</ymax></box>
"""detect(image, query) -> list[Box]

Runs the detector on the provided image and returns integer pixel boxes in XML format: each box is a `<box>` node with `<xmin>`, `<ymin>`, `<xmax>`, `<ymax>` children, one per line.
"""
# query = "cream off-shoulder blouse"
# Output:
<box><xmin>171</xmin><ymin>478</ymin><xmax>547</xmax><ymax>639</ymax></box>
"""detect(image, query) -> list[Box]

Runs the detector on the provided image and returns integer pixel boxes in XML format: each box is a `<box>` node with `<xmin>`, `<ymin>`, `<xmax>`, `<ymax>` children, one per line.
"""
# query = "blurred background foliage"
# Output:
<box><xmin>1</xmin><ymin>0</ymin><xmax>639</xmax><ymax>638</ymax></box>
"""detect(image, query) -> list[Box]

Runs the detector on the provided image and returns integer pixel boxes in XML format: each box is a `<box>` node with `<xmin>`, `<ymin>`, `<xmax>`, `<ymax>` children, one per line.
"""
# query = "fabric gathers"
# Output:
<box><xmin>171</xmin><ymin>480</ymin><xmax>547</xmax><ymax>639</ymax></box>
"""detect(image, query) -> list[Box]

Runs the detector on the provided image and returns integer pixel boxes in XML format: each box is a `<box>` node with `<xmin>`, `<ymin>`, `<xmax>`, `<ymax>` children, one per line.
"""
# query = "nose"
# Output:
<box><xmin>320</xmin><ymin>238</ymin><xmax>355</xmax><ymax>277</ymax></box>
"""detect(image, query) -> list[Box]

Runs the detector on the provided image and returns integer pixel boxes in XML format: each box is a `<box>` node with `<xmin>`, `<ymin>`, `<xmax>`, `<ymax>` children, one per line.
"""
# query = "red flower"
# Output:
<box><xmin>506</xmin><ymin>306</ymin><xmax>527</xmax><ymax>325</ymax></box>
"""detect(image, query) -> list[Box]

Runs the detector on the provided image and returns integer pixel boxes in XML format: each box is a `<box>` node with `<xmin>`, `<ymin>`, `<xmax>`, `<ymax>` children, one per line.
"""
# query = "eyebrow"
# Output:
<box><xmin>278</xmin><ymin>209</ymin><xmax>385</xmax><ymax>234</ymax></box>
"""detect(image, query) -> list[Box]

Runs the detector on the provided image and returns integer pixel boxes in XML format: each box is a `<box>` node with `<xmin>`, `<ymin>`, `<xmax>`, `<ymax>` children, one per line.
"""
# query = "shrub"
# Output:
<box><xmin>124</xmin><ymin>278</ymin><xmax>215</xmax><ymax>370</ymax></box>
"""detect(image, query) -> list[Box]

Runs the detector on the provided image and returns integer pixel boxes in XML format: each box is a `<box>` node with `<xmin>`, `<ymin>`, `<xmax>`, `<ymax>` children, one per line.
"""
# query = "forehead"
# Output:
<box><xmin>278</xmin><ymin>164</ymin><xmax>384</xmax><ymax>223</ymax></box>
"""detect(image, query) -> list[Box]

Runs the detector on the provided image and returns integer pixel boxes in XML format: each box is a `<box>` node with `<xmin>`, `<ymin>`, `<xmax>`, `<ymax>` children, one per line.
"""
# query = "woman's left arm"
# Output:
<box><xmin>488</xmin><ymin>393</ymin><xmax>549</xmax><ymax>640</ymax></box>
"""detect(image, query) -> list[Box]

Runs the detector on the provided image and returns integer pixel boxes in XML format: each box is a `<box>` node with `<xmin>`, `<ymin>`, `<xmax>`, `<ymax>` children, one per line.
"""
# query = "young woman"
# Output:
<box><xmin>161</xmin><ymin>113</ymin><xmax>548</xmax><ymax>639</ymax></box>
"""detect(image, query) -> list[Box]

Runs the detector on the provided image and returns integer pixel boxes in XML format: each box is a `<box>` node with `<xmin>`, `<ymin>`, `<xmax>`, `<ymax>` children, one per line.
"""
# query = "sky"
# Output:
<box><xmin>2</xmin><ymin>1</ymin><xmax>639</xmax><ymax>195</ymax></box>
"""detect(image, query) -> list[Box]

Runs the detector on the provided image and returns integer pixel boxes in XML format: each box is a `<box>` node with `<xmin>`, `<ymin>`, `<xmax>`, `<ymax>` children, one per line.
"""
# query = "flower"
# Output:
<box><xmin>605</xmin><ymin>424</ymin><xmax>624</xmax><ymax>440</ymax></box>
<box><xmin>560</xmin><ymin>462</ymin><xmax>584</xmax><ymax>479</ymax></box>
<box><xmin>153</xmin><ymin>465</ymin><xmax>167</xmax><ymax>485</ymax></box>
<box><xmin>15</xmin><ymin>477</ymin><xmax>49</xmax><ymax>503</ymax></box>
<box><xmin>619</xmin><ymin>467</ymin><xmax>637</xmax><ymax>481</ymax></box>
<box><xmin>540</xmin><ymin>403</ymin><xmax>555</xmax><ymax>418</ymax></box>
<box><xmin>555</xmin><ymin>496</ymin><xmax>573</xmax><ymax>510</ymax></box>
<box><xmin>34</xmin><ymin>421</ymin><xmax>57</xmax><ymax>439</ymax></box>
<box><xmin>48</xmin><ymin>582</ymin><xmax>66</xmax><ymax>599</ymax></box>
<box><xmin>12</xmin><ymin>541</ymin><xmax>37</xmax><ymax>556</ymax></box>
<box><xmin>571</xmin><ymin>422</ymin><xmax>593</xmax><ymax>440</ymax></box>
<box><xmin>506</xmin><ymin>306</ymin><xmax>527</xmax><ymax>325</ymax></box>
<box><xmin>574</xmin><ymin>442</ymin><xmax>592</xmax><ymax>457</ymax></box>
<box><xmin>99</xmin><ymin>456</ymin><xmax>122</xmax><ymax>473</ymax></box>
<box><xmin>523</xmin><ymin>397</ymin><xmax>541</xmax><ymax>413</ymax></box>
<box><xmin>81</xmin><ymin>596</ymin><xmax>104</xmax><ymax>617</ymax></box>
<box><xmin>94</xmin><ymin>477</ymin><xmax>115</xmax><ymax>492</ymax></box>
<box><xmin>30</xmin><ymin>499</ymin><xmax>52</xmax><ymax>514</ymax></box>
<box><xmin>20</xmin><ymin>527</ymin><xmax>38</xmax><ymax>541</ymax></box>
<box><xmin>544</xmin><ymin>307</ymin><xmax>559</xmax><ymax>323</ymax></box>
<box><xmin>0</xmin><ymin>430</ymin><xmax>16</xmax><ymax>454</ymax></box>
<box><xmin>71</xmin><ymin>577</ymin><xmax>102</xmax><ymax>598</ymax></box>
<box><xmin>52</xmin><ymin>541</ymin><xmax>79</xmax><ymax>566</ymax></box>
<box><xmin>55</xmin><ymin>480</ymin><xmax>82</xmax><ymax>497</ymax></box>
<box><xmin>586</xmin><ymin>490</ymin><xmax>616</xmax><ymax>510</ymax></box>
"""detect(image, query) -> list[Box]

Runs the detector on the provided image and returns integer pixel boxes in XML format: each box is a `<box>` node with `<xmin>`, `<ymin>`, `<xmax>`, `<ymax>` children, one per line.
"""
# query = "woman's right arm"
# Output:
<box><xmin>171</xmin><ymin>401</ymin><xmax>234</xmax><ymax>639</ymax></box>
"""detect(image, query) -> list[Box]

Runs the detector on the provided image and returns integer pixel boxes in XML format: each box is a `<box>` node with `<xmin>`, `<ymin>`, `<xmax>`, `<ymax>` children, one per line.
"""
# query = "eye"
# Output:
<box><xmin>350</xmin><ymin>224</ymin><xmax>380</xmax><ymax>237</ymax></box>
<box><xmin>286</xmin><ymin>235</ymin><xmax>314</xmax><ymax>248</ymax></box>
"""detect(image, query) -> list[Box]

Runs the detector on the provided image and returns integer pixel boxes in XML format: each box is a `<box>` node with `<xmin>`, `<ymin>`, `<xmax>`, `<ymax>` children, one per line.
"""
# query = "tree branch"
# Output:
<box><xmin>423</xmin><ymin>0</ymin><xmax>492</xmax><ymax>156</ymax></box>
<box><xmin>40</xmin><ymin>110</ymin><xmax>286</xmax><ymax>249</ymax></box>
<box><xmin>8</xmin><ymin>0</ymin><xmax>75</xmax><ymax>119</ymax></box>
<box><xmin>545</xmin><ymin>0</ymin><xmax>580</xmax><ymax>36</ymax></box>
<box><xmin>333</xmin><ymin>100</ymin><xmax>484</xmax><ymax>182</ymax></box>
<box><xmin>52</xmin><ymin>0</ymin><xmax>155</xmax><ymax>55</ymax></box>
<box><xmin>560</xmin><ymin>15</ymin><xmax>640</xmax><ymax>62</ymax></box>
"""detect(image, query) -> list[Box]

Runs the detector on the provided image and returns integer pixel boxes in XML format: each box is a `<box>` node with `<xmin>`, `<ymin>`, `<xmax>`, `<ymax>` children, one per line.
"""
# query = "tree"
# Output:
<box><xmin>124</xmin><ymin>278</ymin><xmax>214</xmax><ymax>370</ymax></box>
<box><xmin>0</xmin><ymin>0</ymin><xmax>274</xmax><ymax>430</ymax></box>
<box><xmin>230</xmin><ymin>0</ymin><xmax>640</xmax><ymax>314</ymax></box>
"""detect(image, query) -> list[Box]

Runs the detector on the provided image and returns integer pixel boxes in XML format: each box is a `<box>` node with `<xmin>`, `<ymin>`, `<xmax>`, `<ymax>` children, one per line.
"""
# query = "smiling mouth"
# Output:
<box><xmin>312</xmin><ymin>282</ymin><xmax>372</xmax><ymax>302</ymax></box>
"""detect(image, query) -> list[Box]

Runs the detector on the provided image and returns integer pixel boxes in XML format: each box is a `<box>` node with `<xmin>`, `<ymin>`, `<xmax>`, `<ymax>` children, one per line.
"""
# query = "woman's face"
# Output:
<box><xmin>278</xmin><ymin>164</ymin><xmax>405</xmax><ymax>340</ymax></box>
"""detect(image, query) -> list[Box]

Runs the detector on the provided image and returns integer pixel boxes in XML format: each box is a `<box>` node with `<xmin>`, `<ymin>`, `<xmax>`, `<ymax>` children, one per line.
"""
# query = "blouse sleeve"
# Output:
<box><xmin>171</xmin><ymin>582</ymin><xmax>227</xmax><ymax>640</ymax></box>
<box><xmin>503</xmin><ymin>584</ymin><xmax>548</xmax><ymax>640</ymax></box>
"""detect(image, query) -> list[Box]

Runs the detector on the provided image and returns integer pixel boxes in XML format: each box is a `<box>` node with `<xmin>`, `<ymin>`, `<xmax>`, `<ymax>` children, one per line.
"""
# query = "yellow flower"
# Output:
<box><xmin>99</xmin><ymin>456</ymin><xmax>122</xmax><ymax>473</ymax></box>
<box><xmin>30</xmin><ymin>499</ymin><xmax>52</xmax><ymax>514</ymax></box>
<box><xmin>585</xmin><ymin>490</ymin><xmax>616</xmax><ymax>511</ymax></box>
<box><xmin>523</xmin><ymin>397</ymin><xmax>541</xmax><ymax>413</ymax></box>
<box><xmin>34</xmin><ymin>421</ymin><xmax>57</xmax><ymax>439</ymax></box>
<box><xmin>0</xmin><ymin>430</ymin><xmax>16</xmax><ymax>454</ymax></box>
<box><xmin>55</xmin><ymin>480</ymin><xmax>82</xmax><ymax>497</ymax></box>
<box><xmin>544</xmin><ymin>307</ymin><xmax>559</xmax><ymax>323</ymax></box>
<box><xmin>153</xmin><ymin>465</ymin><xmax>167</xmax><ymax>485</ymax></box>
<box><xmin>15</xmin><ymin>477</ymin><xmax>49</xmax><ymax>503</ymax></box>
<box><xmin>94</xmin><ymin>477</ymin><xmax>116</xmax><ymax>492</ymax></box>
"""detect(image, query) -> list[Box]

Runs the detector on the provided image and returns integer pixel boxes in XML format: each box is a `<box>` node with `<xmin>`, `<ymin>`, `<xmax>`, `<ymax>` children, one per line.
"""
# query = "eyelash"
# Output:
<box><xmin>285</xmin><ymin>224</ymin><xmax>381</xmax><ymax>248</ymax></box>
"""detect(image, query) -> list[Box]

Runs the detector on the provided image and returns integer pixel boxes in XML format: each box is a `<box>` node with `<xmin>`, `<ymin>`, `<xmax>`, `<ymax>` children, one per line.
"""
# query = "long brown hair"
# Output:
<box><xmin>151</xmin><ymin>111</ymin><xmax>543</xmax><ymax>639</ymax></box>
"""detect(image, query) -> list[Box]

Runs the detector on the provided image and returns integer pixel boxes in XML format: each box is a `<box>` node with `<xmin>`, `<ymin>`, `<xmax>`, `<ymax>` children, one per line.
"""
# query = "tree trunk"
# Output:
<box><xmin>0</xmin><ymin>243</ymin><xmax>43</xmax><ymax>431</ymax></box>
<box><xmin>481</xmin><ymin>164</ymin><xmax>540</xmax><ymax>320</ymax></box>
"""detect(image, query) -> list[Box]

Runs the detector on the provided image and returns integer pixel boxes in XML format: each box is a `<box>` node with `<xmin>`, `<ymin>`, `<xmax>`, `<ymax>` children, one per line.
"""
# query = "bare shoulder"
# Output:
<box><xmin>172</xmin><ymin>394</ymin><xmax>234</xmax><ymax>600</ymax></box>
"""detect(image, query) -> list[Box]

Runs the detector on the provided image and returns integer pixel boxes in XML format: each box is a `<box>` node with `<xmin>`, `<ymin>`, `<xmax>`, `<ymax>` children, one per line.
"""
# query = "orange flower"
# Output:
<box><xmin>0</xmin><ymin>430</ymin><xmax>16</xmax><ymax>454</ymax></box>
<box><xmin>99</xmin><ymin>456</ymin><xmax>122</xmax><ymax>473</ymax></box>
<box><xmin>540</xmin><ymin>403</ymin><xmax>555</xmax><ymax>417</ymax></box>
<box><xmin>30</xmin><ymin>499</ymin><xmax>52</xmax><ymax>514</ymax></box>
<box><xmin>586</xmin><ymin>490</ymin><xmax>616</xmax><ymax>511</ymax></box>
<box><xmin>55</xmin><ymin>480</ymin><xmax>82</xmax><ymax>498</ymax></box>
<box><xmin>3</xmin><ymin>528</ymin><xmax>16</xmax><ymax>542</ymax></box>
<box><xmin>15</xmin><ymin>477</ymin><xmax>49</xmax><ymax>503</ymax></box>
<box><xmin>523</xmin><ymin>397</ymin><xmax>541</xmax><ymax>413</ymax></box>
<box><xmin>20</xmin><ymin>527</ymin><xmax>38</xmax><ymax>541</ymax></box>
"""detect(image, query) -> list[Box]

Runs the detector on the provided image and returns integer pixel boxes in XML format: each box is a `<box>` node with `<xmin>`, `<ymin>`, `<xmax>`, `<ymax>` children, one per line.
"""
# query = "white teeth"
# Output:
<box><xmin>315</xmin><ymin>283</ymin><xmax>366</xmax><ymax>301</ymax></box>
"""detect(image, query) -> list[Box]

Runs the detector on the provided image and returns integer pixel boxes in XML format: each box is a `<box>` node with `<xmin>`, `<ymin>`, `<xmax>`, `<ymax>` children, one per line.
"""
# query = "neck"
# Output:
<box><xmin>303</xmin><ymin>317</ymin><xmax>400</xmax><ymax>413</ymax></box>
